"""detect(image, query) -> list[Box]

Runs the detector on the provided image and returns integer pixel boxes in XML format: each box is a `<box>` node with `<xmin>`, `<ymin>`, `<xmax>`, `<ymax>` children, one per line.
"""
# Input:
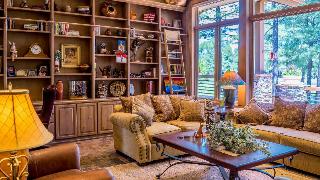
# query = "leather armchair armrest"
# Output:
<box><xmin>28</xmin><ymin>143</ymin><xmax>80</xmax><ymax>179</ymax></box>
<box><xmin>110</xmin><ymin>112</ymin><xmax>146</xmax><ymax>133</ymax></box>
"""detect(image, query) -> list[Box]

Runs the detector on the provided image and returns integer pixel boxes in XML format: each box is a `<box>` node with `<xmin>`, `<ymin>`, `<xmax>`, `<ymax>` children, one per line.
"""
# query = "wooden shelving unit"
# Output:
<box><xmin>0</xmin><ymin>0</ymin><xmax>187</xmax><ymax>101</ymax></box>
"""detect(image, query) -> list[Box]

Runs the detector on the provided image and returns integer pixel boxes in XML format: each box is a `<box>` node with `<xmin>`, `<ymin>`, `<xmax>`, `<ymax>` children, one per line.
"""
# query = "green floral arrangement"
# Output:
<box><xmin>207</xmin><ymin>121</ymin><xmax>270</xmax><ymax>156</ymax></box>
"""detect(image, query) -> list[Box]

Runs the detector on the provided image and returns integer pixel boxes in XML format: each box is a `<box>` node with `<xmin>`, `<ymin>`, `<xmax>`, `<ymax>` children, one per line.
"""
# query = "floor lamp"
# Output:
<box><xmin>0</xmin><ymin>89</ymin><xmax>53</xmax><ymax>180</ymax></box>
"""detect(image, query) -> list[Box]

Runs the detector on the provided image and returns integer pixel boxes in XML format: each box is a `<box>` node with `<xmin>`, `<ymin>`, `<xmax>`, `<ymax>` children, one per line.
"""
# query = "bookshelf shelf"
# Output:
<box><xmin>130</xmin><ymin>62</ymin><xmax>158</xmax><ymax>65</ymax></box>
<box><xmin>7</xmin><ymin>76</ymin><xmax>51</xmax><ymax>79</ymax></box>
<box><xmin>96</xmin><ymin>77</ymin><xmax>127</xmax><ymax>81</ymax></box>
<box><xmin>130</xmin><ymin>20</ymin><xmax>158</xmax><ymax>25</ymax></box>
<box><xmin>54</xmin><ymin>35</ymin><xmax>92</xmax><ymax>39</ymax></box>
<box><xmin>7</xmin><ymin>7</ymin><xmax>51</xmax><ymax>13</ymax></box>
<box><xmin>7</xmin><ymin>29</ymin><xmax>50</xmax><ymax>34</ymax></box>
<box><xmin>95</xmin><ymin>54</ymin><xmax>116</xmax><ymax>57</ymax></box>
<box><xmin>55</xmin><ymin>11</ymin><xmax>92</xmax><ymax>17</ymax></box>
<box><xmin>96</xmin><ymin>35</ymin><xmax>127</xmax><ymax>39</ymax></box>
<box><xmin>95</xmin><ymin>15</ymin><xmax>127</xmax><ymax>21</ymax></box>
<box><xmin>55</xmin><ymin>73</ymin><xmax>92</xmax><ymax>76</ymax></box>
<box><xmin>7</xmin><ymin>57</ymin><xmax>51</xmax><ymax>60</ymax></box>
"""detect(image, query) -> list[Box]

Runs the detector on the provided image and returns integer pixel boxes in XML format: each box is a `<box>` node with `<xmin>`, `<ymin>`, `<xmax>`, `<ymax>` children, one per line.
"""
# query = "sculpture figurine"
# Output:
<box><xmin>54</xmin><ymin>50</ymin><xmax>62</xmax><ymax>73</ymax></box>
<box><xmin>145</xmin><ymin>47</ymin><xmax>153</xmax><ymax>62</ymax></box>
<box><xmin>99</xmin><ymin>65</ymin><xmax>112</xmax><ymax>77</ymax></box>
<box><xmin>194</xmin><ymin>122</ymin><xmax>205</xmax><ymax>138</ymax></box>
<box><xmin>99</xmin><ymin>43</ymin><xmax>108</xmax><ymax>54</ymax></box>
<box><xmin>97</xmin><ymin>82</ymin><xmax>108</xmax><ymax>98</ymax></box>
<box><xmin>101</xmin><ymin>0</ymin><xmax>117</xmax><ymax>17</ymax></box>
<box><xmin>20</xmin><ymin>0</ymin><xmax>28</xmax><ymax>8</ymax></box>
<box><xmin>130</xmin><ymin>38</ymin><xmax>145</xmax><ymax>62</ymax></box>
<box><xmin>9</xmin><ymin>41</ymin><xmax>18</xmax><ymax>61</ymax></box>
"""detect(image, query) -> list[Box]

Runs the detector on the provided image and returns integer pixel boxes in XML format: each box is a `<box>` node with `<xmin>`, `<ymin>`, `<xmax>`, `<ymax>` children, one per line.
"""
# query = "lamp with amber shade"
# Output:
<box><xmin>0</xmin><ymin>89</ymin><xmax>53</xmax><ymax>180</ymax></box>
<box><xmin>220</xmin><ymin>70</ymin><xmax>245</xmax><ymax>108</ymax></box>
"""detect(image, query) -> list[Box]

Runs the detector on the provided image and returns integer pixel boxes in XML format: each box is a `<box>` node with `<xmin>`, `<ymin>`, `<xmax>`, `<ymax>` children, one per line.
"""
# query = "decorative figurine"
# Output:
<box><xmin>54</xmin><ymin>50</ymin><xmax>62</xmax><ymax>73</ymax></box>
<box><xmin>56</xmin><ymin>80</ymin><xmax>63</xmax><ymax>100</ymax></box>
<box><xmin>105</xmin><ymin>29</ymin><xmax>112</xmax><ymax>36</ymax></box>
<box><xmin>44</xmin><ymin>0</ymin><xmax>50</xmax><ymax>10</ymax></box>
<box><xmin>20</xmin><ymin>0</ymin><xmax>28</xmax><ymax>8</ymax></box>
<box><xmin>145</xmin><ymin>47</ymin><xmax>153</xmax><ymax>62</ymax></box>
<box><xmin>116</xmin><ymin>29</ymin><xmax>124</xmax><ymax>36</ymax></box>
<box><xmin>130</xmin><ymin>38</ymin><xmax>145</xmax><ymax>62</ymax></box>
<box><xmin>38</xmin><ymin>66</ymin><xmax>47</xmax><ymax>76</ymax></box>
<box><xmin>99</xmin><ymin>43</ymin><xmax>108</xmax><ymax>54</ymax></box>
<box><xmin>130</xmin><ymin>10</ymin><xmax>137</xmax><ymax>20</ymax></box>
<box><xmin>194</xmin><ymin>122</ymin><xmax>205</xmax><ymax>138</ymax></box>
<box><xmin>65</xmin><ymin>5</ymin><xmax>72</xmax><ymax>12</ymax></box>
<box><xmin>97</xmin><ymin>82</ymin><xmax>108</xmax><ymax>98</ymax></box>
<box><xmin>101</xmin><ymin>0</ymin><xmax>117</xmax><ymax>17</ymax></box>
<box><xmin>99</xmin><ymin>65</ymin><xmax>112</xmax><ymax>77</ymax></box>
<box><xmin>130</xmin><ymin>83</ymin><xmax>134</xmax><ymax>96</ymax></box>
<box><xmin>8</xmin><ymin>41</ymin><xmax>18</xmax><ymax>61</ymax></box>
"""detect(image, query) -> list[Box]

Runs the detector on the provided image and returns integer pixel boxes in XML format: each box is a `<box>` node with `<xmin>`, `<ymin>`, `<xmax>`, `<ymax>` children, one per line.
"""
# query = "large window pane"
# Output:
<box><xmin>221</xmin><ymin>25</ymin><xmax>239</xmax><ymax>73</ymax></box>
<box><xmin>262</xmin><ymin>10</ymin><xmax>320</xmax><ymax>103</ymax></box>
<box><xmin>198</xmin><ymin>29</ymin><xmax>215</xmax><ymax>99</ymax></box>
<box><xmin>264</xmin><ymin>0</ymin><xmax>320</xmax><ymax>13</ymax></box>
<box><xmin>198</xmin><ymin>1</ymin><xmax>239</xmax><ymax>25</ymax></box>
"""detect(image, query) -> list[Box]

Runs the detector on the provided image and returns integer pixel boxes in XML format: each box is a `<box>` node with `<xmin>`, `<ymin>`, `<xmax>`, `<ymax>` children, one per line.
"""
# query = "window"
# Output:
<box><xmin>196</xmin><ymin>1</ymin><xmax>240</xmax><ymax>99</ymax></box>
<box><xmin>254</xmin><ymin>1</ymin><xmax>320</xmax><ymax>103</ymax></box>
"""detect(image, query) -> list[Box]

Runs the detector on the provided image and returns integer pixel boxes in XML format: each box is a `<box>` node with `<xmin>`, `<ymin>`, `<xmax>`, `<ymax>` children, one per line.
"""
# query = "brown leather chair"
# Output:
<box><xmin>28</xmin><ymin>143</ymin><xmax>114</xmax><ymax>180</ymax></box>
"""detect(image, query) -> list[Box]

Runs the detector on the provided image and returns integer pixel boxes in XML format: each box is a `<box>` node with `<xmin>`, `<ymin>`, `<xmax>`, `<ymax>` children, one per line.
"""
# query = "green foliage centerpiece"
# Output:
<box><xmin>207</xmin><ymin>121</ymin><xmax>270</xmax><ymax>156</ymax></box>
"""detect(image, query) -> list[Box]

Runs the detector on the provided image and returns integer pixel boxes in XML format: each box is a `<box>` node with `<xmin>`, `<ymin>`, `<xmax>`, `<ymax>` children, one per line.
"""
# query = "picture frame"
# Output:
<box><xmin>28</xmin><ymin>69</ymin><xmax>37</xmax><ymax>77</ymax></box>
<box><xmin>61</xmin><ymin>44</ymin><xmax>81</xmax><ymax>68</ymax></box>
<box><xmin>38</xmin><ymin>65</ymin><xmax>48</xmax><ymax>76</ymax></box>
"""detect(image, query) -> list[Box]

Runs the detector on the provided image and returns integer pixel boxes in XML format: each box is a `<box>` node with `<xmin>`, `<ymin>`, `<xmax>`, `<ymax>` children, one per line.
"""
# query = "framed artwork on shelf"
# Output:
<box><xmin>61</xmin><ymin>44</ymin><xmax>81</xmax><ymax>68</ymax></box>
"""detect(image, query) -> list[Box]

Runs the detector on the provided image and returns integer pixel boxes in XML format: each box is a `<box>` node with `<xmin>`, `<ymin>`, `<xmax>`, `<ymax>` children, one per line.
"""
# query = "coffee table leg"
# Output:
<box><xmin>218</xmin><ymin>166</ymin><xmax>239</xmax><ymax>180</ymax></box>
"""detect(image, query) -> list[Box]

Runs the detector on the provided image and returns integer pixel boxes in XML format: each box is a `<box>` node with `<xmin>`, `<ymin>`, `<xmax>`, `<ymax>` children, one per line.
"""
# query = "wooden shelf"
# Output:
<box><xmin>130</xmin><ymin>20</ymin><xmax>158</xmax><ymax>25</ymax></box>
<box><xmin>161</xmin><ymin>57</ymin><xmax>181</xmax><ymax>60</ymax></box>
<box><xmin>130</xmin><ymin>62</ymin><xmax>158</xmax><ymax>65</ymax></box>
<box><xmin>54</xmin><ymin>35</ymin><xmax>92</xmax><ymax>39</ymax></box>
<box><xmin>131</xmin><ymin>77</ymin><xmax>159</xmax><ymax>80</ymax></box>
<box><xmin>162</xmin><ymin>26</ymin><xmax>183</xmax><ymax>30</ymax></box>
<box><xmin>55</xmin><ymin>11</ymin><xmax>92</xmax><ymax>17</ymax></box>
<box><xmin>130</xmin><ymin>37</ymin><xmax>159</xmax><ymax>42</ymax></box>
<box><xmin>95</xmin><ymin>15</ymin><xmax>127</xmax><ymax>21</ymax></box>
<box><xmin>96</xmin><ymin>35</ymin><xmax>127</xmax><ymax>39</ymax></box>
<box><xmin>7</xmin><ymin>29</ymin><xmax>50</xmax><ymax>34</ymax></box>
<box><xmin>161</xmin><ymin>42</ymin><xmax>184</xmax><ymax>46</ymax></box>
<box><xmin>95</xmin><ymin>54</ymin><xmax>116</xmax><ymax>57</ymax></box>
<box><xmin>55</xmin><ymin>73</ymin><xmax>92</xmax><ymax>76</ymax></box>
<box><xmin>8</xmin><ymin>76</ymin><xmax>51</xmax><ymax>79</ymax></box>
<box><xmin>7</xmin><ymin>57</ymin><xmax>50</xmax><ymax>60</ymax></box>
<box><xmin>96</xmin><ymin>77</ymin><xmax>127</xmax><ymax>81</ymax></box>
<box><xmin>7</xmin><ymin>7</ymin><xmax>50</xmax><ymax>13</ymax></box>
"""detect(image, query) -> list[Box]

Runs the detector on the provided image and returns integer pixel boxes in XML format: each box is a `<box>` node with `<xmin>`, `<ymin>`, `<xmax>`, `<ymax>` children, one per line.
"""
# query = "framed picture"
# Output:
<box><xmin>38</xmin><ymin>66</ymin><xmax>48</xmax><ymax>76</ymax></box>
<box><xmin>28</xmin><ymin>69</ymin><xmax>37</xmax><ymax>77</ymax></box>
<box><xmin>61</xmin><ymin>44</ymin><xmax>81</xmax><ymax>68</ymax></box>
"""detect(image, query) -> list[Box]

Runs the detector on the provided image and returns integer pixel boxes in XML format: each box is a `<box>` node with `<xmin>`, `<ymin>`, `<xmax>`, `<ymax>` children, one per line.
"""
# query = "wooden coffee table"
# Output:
<box><xmin>153</xmin><ymin>131</ymin><xmax>299</xmax><ymax>180</ymax></box>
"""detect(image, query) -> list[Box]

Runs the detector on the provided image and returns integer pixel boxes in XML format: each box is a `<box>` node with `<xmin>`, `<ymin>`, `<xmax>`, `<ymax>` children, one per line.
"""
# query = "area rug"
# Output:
<box><xmin>77</xmin><ymin>136</ymin><xmax>317</xmax><ymax>180</ymax></box>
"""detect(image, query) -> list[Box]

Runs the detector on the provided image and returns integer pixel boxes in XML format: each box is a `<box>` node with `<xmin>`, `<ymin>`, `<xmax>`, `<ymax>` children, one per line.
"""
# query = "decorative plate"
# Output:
<box><xmin>109</xmin><ymin>81</ymin><xmax>126</xmax><ymax>97</ymax></box>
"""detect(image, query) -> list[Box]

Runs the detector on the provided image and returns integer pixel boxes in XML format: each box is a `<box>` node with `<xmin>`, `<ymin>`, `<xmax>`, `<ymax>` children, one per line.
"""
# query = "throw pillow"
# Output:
<box><xmin>179</xmin><ymin>100</ymin><xmax>205</xmax><ymax>122</ymax></box>
<box><xmin>303</xmin><ymin>104</ymin><xmax>320</xmax><ymax>133</ymax></box>
<box><xmin>152</xmin><ymin>95</ymin><xmax>176</xmax><ymax>122</ymax></box>
<box><xmin>169</xmin><ymin>95</ymin><xmax>194</xmax><ymax>119</ymax></box>
<box><xmin>132</xmin><ymin>97</ymin><xmax>155</xmax><ymax>126</ymax></box>
<box><xmin>120</xmin><ymin>93</ymin><xmax>153</xmax><ymax>113</ymax></box>
<box><xmin>269</xmin><ymin>97</ymin><xmax>306</xmax><ymax>130</ymax></box>
<box><xmin>235</xmin><ymin>99</ymin><xmax>269</xmax><ymax>125</ymax></box>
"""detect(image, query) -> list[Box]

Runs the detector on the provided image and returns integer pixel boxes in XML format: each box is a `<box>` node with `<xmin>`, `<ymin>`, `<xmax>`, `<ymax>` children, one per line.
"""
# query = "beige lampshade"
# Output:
<box><xmin>0</xmin><ymin>89</ymin><xmax>53</xmax><ymax>153</ymax></box>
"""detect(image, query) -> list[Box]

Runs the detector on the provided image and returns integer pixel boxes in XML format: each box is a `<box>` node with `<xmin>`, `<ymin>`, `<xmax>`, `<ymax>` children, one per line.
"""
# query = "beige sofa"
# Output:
<box><xmin>111</xmin><ymin>112</ymin><xmax>201</xmax><ymax>164</ymax></box>
<box><xmin>249</xmin><ymin>125</ymin><xmax>320</xmax><ymax>176</ymax></box>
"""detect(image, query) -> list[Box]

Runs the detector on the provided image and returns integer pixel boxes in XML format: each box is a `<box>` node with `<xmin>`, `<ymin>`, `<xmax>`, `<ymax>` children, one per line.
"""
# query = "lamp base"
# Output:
<box><xmin>0</xmin><ymin>151</ymin><xmax>29</xmax><ymax>180</ymax></box>
<box><xmin>224</xmin><ymin>88</ymin><xmax>236</xmax><ymax>108</ymax></box>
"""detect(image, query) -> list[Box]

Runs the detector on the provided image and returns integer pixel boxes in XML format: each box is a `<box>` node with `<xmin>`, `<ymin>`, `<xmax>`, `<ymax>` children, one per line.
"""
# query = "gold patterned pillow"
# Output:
<box><xmin>132</xmin><ymin>97</ymin><xmax>155</xmax><ymax>126</ymax></box>
<box><xmin>235</xmin><ymin>99</ymin><xmax>269</xmax><ymax>125</ymax></box>
<box><xmin>269</xmin><ymin>97</ymin><xmax>306</xmax><ymax>130</ymax></box>
<box><xmin>152</xmin><ymin>95</ymin><xmax>176</xmax><ymax>122</ymax></box>
<box><xmin>178</xmin><ymin>100</ymin><xmax>205</xmax><ymax>122</ymax></box>
<box><xmin>303</xmin><ymin>104</ymin><xmax>320</xmax><ymax>133</ymax></box>
<box><xmin>120</xmin><ymin>93</ymin><xmax>153</xmax><ymax>113</ymax></box>
<box><xmin>170</xmin><ymin>95</ymin><xmax>194</xmax><ymax>119</ymax></box>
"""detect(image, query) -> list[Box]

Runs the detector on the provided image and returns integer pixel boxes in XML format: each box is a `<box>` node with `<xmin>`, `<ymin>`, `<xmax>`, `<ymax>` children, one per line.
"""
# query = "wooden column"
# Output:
<box><xmin>254</xmin><ymin>0</ymin><xmax>265</xmax><ymax>74</ymax></box>
<box><xmin>238</xmin><ymin>0</ymin><xmax>254</xmax><ymax>102</ymax></box>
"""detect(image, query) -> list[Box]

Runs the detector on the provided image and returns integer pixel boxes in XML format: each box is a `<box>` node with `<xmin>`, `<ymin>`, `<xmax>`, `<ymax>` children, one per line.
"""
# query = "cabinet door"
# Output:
<box><xmin>55</xmin><ymin>104</ymin><xmax>77</xmax><ymax>139</ymax></box>
<box><xmin>77</xmin><ymin>103</ymin><xmax>97</xmax><ymax>136</ymax></box>
<box><xmin>98</xmin><ymin>102</ymin><xmax>116</xmax><ymax>134</ymax></box>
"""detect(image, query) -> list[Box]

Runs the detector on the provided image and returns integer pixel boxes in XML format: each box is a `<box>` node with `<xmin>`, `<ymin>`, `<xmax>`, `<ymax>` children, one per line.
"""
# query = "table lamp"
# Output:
<box><xmin>220</xmin><ymin>70</ymin><xmax>244</xmax><ymax>108</ymax></box>
<box><xmin>0</xmin><ymin>89</ymin><xmax>53</xmax><ymax>180</ymax></box>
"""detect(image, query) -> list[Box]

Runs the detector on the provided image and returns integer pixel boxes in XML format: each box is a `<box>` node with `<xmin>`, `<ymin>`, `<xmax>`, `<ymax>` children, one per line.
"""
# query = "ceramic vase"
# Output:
<box><xmin>56</xmin><ymin>80</ymin><xmax>63</xmax><ymax>100</ymax></box>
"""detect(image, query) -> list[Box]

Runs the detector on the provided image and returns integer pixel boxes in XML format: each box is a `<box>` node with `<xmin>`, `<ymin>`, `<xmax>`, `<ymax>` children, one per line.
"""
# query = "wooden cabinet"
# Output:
<box><xmin>98</xmin><ymin>102</ymin><xmax>116</xmax><ymax>134</ymax></box>
<box><xmin>55</xmin><ymin>104</ymin><xmax>77</xmax><ymax>139</ymax></box>
<box><xmin>77</xmin><ymin>103</ymin><xmax>97</xmax><ymax>136</ymax></box>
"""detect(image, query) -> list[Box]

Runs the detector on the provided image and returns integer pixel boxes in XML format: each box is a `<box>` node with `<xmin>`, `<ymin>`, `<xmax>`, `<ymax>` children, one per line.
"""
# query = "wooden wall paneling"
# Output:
<box><xmin>3</xmin><ymin>0</ymin><xmax>7</xmax><ymax>89</ymax></box>
<box><xmin>254</xmin><ymin>0</ymin><xmax>265</xmax><ymax>74</ymax></box>
<box><xmin>50</xmin><ymin>0</ymin><xmax>55</xmax><ymax>85</ymax></box>
<box><xmin>192</xmin><ymin>6</ymin><xmax>198</xmax><ymax>97</ymax></box>
<box><xmin>126</xmin><ymin>3</ymin><xmax>131</xmax><ymax>96</ymax></box>
<box><xmin>158</xmin><ymin>8</ymin><xmax>162</xmax><ymax>94</ymax></box>
<box><xmin>77</xmin><ymin>103</ymin><xmax>97</xmax><ymax>136</ymax></box>
<box><xmin>55</xmin><ymin>104</ymin><xmax>77</xmax><ymax>139</ymax></box>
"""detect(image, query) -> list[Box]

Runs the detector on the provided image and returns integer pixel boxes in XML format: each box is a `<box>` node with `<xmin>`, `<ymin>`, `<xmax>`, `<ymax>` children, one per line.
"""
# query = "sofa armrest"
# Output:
<box><xmin>110</xmin><ymin>112</ymin><xmax>146</xmax><ymax>133</ymax></box>
<box><xmin>28</xmin><ymin>143</ymin><xmax>80</xmax><ymax>179</ymax></box>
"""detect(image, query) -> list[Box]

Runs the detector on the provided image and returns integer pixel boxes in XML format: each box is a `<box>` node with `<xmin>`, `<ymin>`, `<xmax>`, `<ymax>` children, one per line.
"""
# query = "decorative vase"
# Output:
<box><xmin>101</xmin><ymin>1</ymin><xmax>117</xmax><ymax>17</ymax></box>
<box><xmin>56</xmin><ymin>80</ymin><xmax>63</xmax><ymax>100</ymax></box>
<box><xmin>223</xmin><ymin>88</ymin><xmax>236</xmax><ymax>108</ymax></box>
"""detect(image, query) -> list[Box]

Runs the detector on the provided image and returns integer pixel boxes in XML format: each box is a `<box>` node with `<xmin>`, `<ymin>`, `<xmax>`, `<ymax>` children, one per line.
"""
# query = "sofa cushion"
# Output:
<box><xmin>303</xmin><ymin>104</ymin><xmax>320</xmax><ymax>133</ymax></box>
<box><xmin>169</xmin><ymin>95</ymin><xmax>193</xmax><ymax>119</ymax></box>
<box><xmin>281</xmin><ymin>130</ymin><xmax>320</xmax><ymax>156</ymax></box>
<box><xmin>152</xmin><ymin>95</ymin><xmax>176</xmax><ymax>122</ymax></box>
<box><xmin>235</xmin><ymin>99</ymin><xmax>269</xmax><ymax>125</ymax></box>
<box><xmin>269</xmin><ymin>97</ymin><xmax>306</xmax><ymax>129</ymax></box>
<box><xmin>178</xmin><ymin>100</ymin><xmax>205</xmax><ymax>122</ymax></box>
<box><xmin>132</xmin><ymin>97</ymin><xmax>155</xmax><ymax>126</ymax></box>
<box><xmin>120</xmin><ymin>93</ymin><xmax>153</xmax><ymax>113</ymax></box>
<box><xmin>146</xmin><ymin>122</ymin><xmax>181</xmax><ymax>143</ymax></box>
<box><xmin>167</xmin><ymin>120</ymin><xmax>201</xmax><ymax>131</ymax></box>
<box><xmin>250</xmin><ymin>125</ymin><xmax>294</xmax><ymax>144</ymax></box>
